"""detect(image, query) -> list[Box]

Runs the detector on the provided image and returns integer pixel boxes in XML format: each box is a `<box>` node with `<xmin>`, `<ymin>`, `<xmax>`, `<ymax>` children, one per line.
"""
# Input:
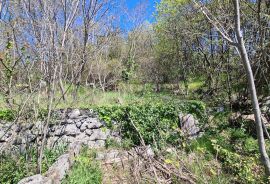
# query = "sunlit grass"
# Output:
<box><xmin>0</xmin><ymin>83</ymin><xmax>195</xmax><ymax>110</ymax></box>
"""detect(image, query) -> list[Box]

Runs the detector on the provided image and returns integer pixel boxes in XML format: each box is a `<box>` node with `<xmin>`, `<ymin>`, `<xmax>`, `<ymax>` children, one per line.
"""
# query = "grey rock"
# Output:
<box><xmin>89</xmin><ymin>129</ymin><xmax>110</xmax><ymax>141</ymax></box>
<box><xmin>87</xmin><ymin>120</ymin><xmax>103</xmax><ymax>129</ymax></box>
<box><xmin>84</xmin><ymin>117</ymin><xmax>96</xmax><ymax>123</ymax></box>
<box><xmin>54</xmin><ymin>126</ymin><xmax>65</xmax><ymax>136</ymax></box>
<box><xmin>60</xmin><ymin>119</ymin><xmax>73</xmax><ymax>125</ymax></box>
<box><xmin>0</xmin><ymin>109</ymin><xmax>112</xmax><ymax>157</ymax></box>
<box><xmin>61</xmin><ymin>135</ymin><xmax>75</xmax><ymax>143</ymax></box>
<box><xmin>65</xmin><ymin>124</ymin><xmax>79</xmax><ymax>136</ymax></box>
<box><xmin>68</xmin><ymin>141</ymin><xmax>83</xmax><ymax>162</ymax></box>
<box><xmin>85</xmin><ymin>129</ymin><xmax>93</xmax><ymax>136</ymax></box>
<box><xmin>86</xmin><ymin>140</ymin><xmax>105</xmax><ymax>148</ymax></box>
<box><xmin>79</xmin><ymin>115</ymin><xmax>90</xmax><ymax>119</ymax></box>
<box><xmin>68</xmin><ymin>109</ymin><xmax>80</xmax><ymax>119</ymax></box>
<box><xmin>75</xmin><ymin>121</ymin><xmax>82</xmax><ymax>128</ymax></box>
<box><xmin>67</xmin><ymin>119</ymin><xmax>74</xmax><ymax>124</ymax></box>
<box><xmin>95</xmin><ymin>140</ymin><xmax>105</xmax><ymax>147</ymax></box>
<box><xmin>76</xmin><ymin>132</ymin><xmax>88</xmax><ymax>142</ymax></box>
<box><xmin>86</xmin><ymin>141</ymin><xmax>96</xmax><ymax>147</ymax></box>
<box><xmin>49</xmin><ymin>126</ymin><xmax>55</xmax><ymax>132</ymax></box>
<box><xmin>45</xmin><ymin>154</ymin><xmax>70</xmax><ymax>184</ymax></box>
<box><xmin>15</xmin><ymin>125</ymin><xmax>21</xmax><ymax>132</ymax></box>
<box><xmin>80</xmin><ymin>122</ymin><xmax>88</xmax><ymax>131</ymax></box>
<box><xmin>18</xmin><ymin>174</ymin><xmax>45</xmax><ymax>184</ymax></box>
<box><xmin>179</xmin><ymin>113</ymin><xmax>200</xmax><ymax>138</ymax></box>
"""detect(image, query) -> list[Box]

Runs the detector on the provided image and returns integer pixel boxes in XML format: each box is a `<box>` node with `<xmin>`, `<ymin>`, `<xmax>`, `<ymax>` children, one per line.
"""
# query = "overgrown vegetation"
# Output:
<box><xmin>0</xmin><ymin>0</ymin><xmax>269</xmax><ymax>183</ymax></box>
<box><xmin>97</xmin><ymin>100</ymin><xmax>206</xmax><ymax>148</ymax></box>
<box><xmin>0</xmin><ymin>144</ymin><xmax>67</xmax><ymax>184</ymax></box>
<box><xmin>188</xmin><ymin>112</ymin><xmax>268</xmax><ymax>183</ymax></box>
<box><xmin>62</xmin><ymin>148</ymin><xmax>102</xmax><ymax>184</ymax></box>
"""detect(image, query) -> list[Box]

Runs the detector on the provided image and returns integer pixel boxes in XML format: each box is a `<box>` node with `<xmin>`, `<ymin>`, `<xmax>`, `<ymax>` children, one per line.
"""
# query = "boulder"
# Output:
<box><xmin>14</xmin><ymin>136</ymin><xmax>26</xmax><ymax>145</ymax></box>
<box><xmin>68</xmin><ymin>141</ymin><xmax>83</xmax><ymax>162</ymax></box>
<box><xmin>61</xmin><ymin>135</ymin><xmax>76</xmax><ymax>143</ymax></box>
<box><xmin>179</xmin><ymin>113</ymin><xmax>200</xmax><ymax>138</ymax></box>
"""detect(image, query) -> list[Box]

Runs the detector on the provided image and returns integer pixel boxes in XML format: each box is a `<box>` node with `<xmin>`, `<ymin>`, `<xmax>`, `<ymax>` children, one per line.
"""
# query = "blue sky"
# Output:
<box><xmin>126</xmin><ymin>0</ymin><xmax>160</xmax><ymax>21</ymax></box>
<box><xmin>121</xmin><ymin>0</ymin><xmax>160</xmax><ymax>30</ymax></box>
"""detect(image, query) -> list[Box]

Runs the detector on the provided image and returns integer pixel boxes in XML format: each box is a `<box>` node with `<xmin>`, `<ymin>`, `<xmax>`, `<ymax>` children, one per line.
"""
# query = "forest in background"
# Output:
<box><xmin>0</xmin><ymin>0</ymin><xmax>270</xmax><ymax>183</ymax></box>
<box><xmin>0</xmin><ymin>0</ymin><xmax>269</xmax><ymax>108</ymax></box>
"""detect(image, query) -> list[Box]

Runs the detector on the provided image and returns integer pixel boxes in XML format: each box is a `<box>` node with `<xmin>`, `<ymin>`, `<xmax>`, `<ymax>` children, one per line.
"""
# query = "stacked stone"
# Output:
<box><xmin>0</xmin><ymin>109</ymin><xmax>111</xmax><ymax>153</ymax></box>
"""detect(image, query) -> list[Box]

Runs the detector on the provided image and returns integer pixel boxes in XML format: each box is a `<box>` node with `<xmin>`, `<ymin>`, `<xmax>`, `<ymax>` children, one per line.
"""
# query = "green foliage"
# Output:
<box><xmin>188</xmin><ymin>111</ymin><xmax>266</xmax><ymax>184</ymax></box>
<box><xmin>62</xmin><ymin>149</ymin><xmax>102</xmax><ymax>184</ymax></box>
<box><xmin>0</xmin><ymin>109</ymin><xmax>14</xmax><ymax>121</ymax></box>
<box><xmin>97</xmin><ymin>100</ymin><xmax>206</xmax><ymax>148</ymax></box>
<box><xmin>105</xmin><ymin>138</ymin><xmax>133</xmax><ymax>149</ymax></box>
<box><xmin>0</xmin><ymin>145</ymin><xmax>67</xmax><ymax>184</ymax></box>
<box><xmin>211</xmin><ymin>139</ymin><xmax>263</xmax><ymax>183</ymax></box>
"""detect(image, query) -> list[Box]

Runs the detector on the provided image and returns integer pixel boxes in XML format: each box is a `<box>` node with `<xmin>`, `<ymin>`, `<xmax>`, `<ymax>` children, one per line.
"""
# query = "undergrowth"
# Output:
<box><xmin>96</xmin><ymin>100</ymin><xmax>206</xmax><ymax>148</ymax></box>
<box><xmin>188</xmin><ymin>111</ymin><xmax>269</xmax><ymax>183</ymax></box>
<box><xmin>0</xmin><ymin>144</ymin><xmax>67</xmax><ymax>184</ymax></box>
<box><xmin>62</xmin><ymin>148</ymin><xmax>102</xmax><ymax>184</ymax></box>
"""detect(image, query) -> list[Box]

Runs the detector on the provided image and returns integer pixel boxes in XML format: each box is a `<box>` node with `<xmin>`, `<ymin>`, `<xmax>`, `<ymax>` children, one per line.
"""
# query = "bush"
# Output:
<box><xmin>96</xmin><ymin>100</ymin><xmax>206</xmax><ymax>148</ymax></box>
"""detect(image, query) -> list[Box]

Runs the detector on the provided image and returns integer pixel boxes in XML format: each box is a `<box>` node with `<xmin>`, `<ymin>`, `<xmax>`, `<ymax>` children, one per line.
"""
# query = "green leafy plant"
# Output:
<box><xmin>97</xmin><ymin>100</ymin><xmax>206</xmax><ymax>148</ymax></box>
<box><xmin>62</xmin><ymin>149</ymin><xmax>102</xmax><ymax>184</ymax></box>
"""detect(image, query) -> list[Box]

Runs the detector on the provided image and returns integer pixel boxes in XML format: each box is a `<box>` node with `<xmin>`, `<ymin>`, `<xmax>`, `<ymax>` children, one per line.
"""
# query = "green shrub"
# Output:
<box><xmin>62</xmin><ymin>149</ymin><xmax>102</xmax><ymax>184</ymax></box>
<box><xmin>96</xmin><ymin>100</ymin><xmax>206</xmax><ymax>148</ymax></box>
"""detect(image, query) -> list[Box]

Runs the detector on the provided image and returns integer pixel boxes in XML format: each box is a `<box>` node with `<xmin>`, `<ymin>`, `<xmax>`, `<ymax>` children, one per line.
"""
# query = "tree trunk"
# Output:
<box><xmin>233</xmin><ymin>0</ymin><xmax>270</xmax><ymax>175</ymax></box>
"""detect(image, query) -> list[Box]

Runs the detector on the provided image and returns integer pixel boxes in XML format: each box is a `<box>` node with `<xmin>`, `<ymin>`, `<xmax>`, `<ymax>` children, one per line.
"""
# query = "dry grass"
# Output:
<box><xmin>96</xmin><ymin>147</ymin><xmax>197</xmax><ymax>184</ymax></box>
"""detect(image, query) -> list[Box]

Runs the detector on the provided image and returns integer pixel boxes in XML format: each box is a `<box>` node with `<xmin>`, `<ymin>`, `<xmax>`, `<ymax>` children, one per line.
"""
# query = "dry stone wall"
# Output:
<box><xmin>0</xmin><ymin>109</ymin><xmax>116</xmax><ymax>153</ymax></box>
